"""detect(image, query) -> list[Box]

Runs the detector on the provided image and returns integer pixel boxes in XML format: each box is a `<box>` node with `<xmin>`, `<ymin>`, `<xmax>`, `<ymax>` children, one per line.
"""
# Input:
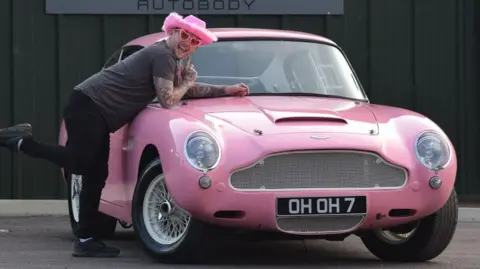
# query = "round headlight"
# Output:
<box><xmin>184</xmin><ymin>131</ymin><xmax>221</xmax><ymax>171</ymax></box>
<box><xmin>414</xmin><ymin>131</ymin><xmax>450</xmax><ymax>170</ymax></box>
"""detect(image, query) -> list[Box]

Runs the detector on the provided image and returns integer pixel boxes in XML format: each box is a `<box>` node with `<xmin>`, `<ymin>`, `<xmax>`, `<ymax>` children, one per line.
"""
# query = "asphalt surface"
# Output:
<box><xmin>0</xmin><ymin>216</ymin><xmax>477</xmax><ymax>269</ymax></box>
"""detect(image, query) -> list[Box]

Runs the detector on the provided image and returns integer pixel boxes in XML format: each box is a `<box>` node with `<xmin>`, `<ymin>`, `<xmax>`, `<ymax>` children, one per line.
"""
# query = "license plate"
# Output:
<box><xmin>276</xmin><ymin>196</ymin><xmax>367</xmax><ymax>216</ymax></box>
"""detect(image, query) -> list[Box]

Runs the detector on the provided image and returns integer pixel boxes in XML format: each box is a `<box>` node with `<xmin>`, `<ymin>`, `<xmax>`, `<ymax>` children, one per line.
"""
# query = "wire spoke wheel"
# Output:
<box><xmin>361</xmin><ymin>190</ymin><xmax>458</xmax><ymax>262</ymax></box>
<box><xmin>374</xmin><ymin>223</ymin><xmax>419</xmax><ymax>245</ymax></box>
<box><xmin>71</xmin><ymin>174</ymin><xmax>83</xmax><ymax>223</ymax></box>
<box><xmin>142</xmin><ymin>175</ymin><xmax>191</xmax><ymax>245</ymax></box>
<box><xmin>133</xmin><ymin>158</ymin><xmax>216</xmax><ymax>263</ymax></box>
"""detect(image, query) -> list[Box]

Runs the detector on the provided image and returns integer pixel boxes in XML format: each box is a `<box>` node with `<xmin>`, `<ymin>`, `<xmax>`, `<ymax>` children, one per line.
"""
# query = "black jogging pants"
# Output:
<box><xmin>20</xmin><ymin>90</ymin><xmax>110</xmax><ymax>239</ymax></box>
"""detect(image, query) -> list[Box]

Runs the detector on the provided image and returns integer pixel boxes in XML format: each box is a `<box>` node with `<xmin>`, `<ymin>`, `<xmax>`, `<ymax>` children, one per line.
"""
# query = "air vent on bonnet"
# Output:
<box><xmin>274</xmin><ymin>116</ymin><xmax>347</xmax><ymax>124</ymax></box>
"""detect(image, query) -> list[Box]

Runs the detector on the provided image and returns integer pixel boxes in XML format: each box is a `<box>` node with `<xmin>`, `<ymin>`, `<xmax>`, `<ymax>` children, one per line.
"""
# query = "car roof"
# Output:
<box><xmin>123</xmin><ymin>28</ymin><xmax>336</xmax><ymax>48</ymax></box>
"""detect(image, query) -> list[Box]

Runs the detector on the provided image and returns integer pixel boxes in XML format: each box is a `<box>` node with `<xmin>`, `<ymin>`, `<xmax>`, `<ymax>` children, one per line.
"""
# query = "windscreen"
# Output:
<box><xmin>190</xmin><ymin>40</ymin><xmax>367</xmax><ymax>100</ymax></box>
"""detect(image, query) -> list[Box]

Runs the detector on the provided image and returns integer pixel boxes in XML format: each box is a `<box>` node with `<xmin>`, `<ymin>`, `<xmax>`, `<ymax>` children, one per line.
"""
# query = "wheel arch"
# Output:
<box><xmin>138</xmin><ymin>144</ymin><xmax>162</xmax><ymax>179</ymax></box>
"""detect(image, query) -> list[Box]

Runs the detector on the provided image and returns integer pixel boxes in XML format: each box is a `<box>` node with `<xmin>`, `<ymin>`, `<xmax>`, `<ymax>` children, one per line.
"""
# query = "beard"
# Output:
<box><xmin>173</xmin><ymin>41</ymin><xmax>192</xmax><ymax>58</ymax></box>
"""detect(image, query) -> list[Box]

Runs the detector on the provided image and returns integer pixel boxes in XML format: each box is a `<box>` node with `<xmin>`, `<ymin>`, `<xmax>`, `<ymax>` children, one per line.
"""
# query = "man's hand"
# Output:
<box><xmin>225</xmin><ymin>83</ymin><xmax>250</xmax><ymax>96</ymax></box>
<box><xmin>182</xmin><ymin>55</ymin><xmax>197</xmax><ymax>85</ymax></box>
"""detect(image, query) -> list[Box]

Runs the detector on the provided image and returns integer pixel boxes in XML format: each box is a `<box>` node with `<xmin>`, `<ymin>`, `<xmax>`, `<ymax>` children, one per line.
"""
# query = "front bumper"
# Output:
<box><xmin>167</xmin><ymin>160</ymin><xmax>455</xmax><ymax>236</ymax></box>
<box><xmin>165</xmin><ymin>133</ymin><xmax>456</xmax><ymax>235</ymax></box>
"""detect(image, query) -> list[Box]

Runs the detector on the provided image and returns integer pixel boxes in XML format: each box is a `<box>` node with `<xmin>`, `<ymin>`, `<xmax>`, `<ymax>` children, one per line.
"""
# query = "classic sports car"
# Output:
<box><xmin>59</xmin><ymin>28</ymin><xmax>458</xmax><ymax>263</ymax></box>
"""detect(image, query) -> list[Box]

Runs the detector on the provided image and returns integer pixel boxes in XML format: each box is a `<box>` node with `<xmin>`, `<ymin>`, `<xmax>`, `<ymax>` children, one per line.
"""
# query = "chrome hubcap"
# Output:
<box><xmin>375</xmin><ymin>223</ymin><xmax>420</xmax><ymax>244</ymax></box>
<box><xmin>159</xmin><ymin>201</ymin><xmax>172</xmax><ymax>218</ymax></box>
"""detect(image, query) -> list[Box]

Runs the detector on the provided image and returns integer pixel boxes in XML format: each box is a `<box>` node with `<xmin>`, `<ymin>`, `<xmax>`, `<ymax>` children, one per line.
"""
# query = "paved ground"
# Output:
<box><xmin>0</xmin><ymin>216</ymin><xmax>477</xmax><ymax>269</ymax></box>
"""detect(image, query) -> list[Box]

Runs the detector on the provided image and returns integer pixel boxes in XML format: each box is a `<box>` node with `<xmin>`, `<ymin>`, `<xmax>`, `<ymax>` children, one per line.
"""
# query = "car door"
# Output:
<box><xmin>101</xmin><ymin>45</ymin><xmax>145</xmax><ymax>208</ymax></box>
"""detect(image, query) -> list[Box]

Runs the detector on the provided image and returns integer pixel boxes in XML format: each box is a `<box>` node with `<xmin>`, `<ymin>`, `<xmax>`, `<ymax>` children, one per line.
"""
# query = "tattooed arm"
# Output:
<box><xmin>181</xmin><ymin>56</ymin><xmax>227</xmax><ymax>98</ymax></box>
<box><xmin>186</xmin><ymin>82</ymin><xmax>228</xmax><ymax>98</ymax></box>
<box><xmin>153</xmin><ymin>77</ymin><xmax>193</xmax><ymax>109</ymax></box>
<box><xmin>151</xmin><ymin>48</ymin><xmax>195</xmax><ymax>109</ymax></box>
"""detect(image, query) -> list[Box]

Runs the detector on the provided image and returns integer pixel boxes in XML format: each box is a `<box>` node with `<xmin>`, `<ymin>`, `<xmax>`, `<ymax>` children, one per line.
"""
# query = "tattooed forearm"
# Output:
<box><xmin>153</xmin><ymin>76</ymin><xmax>192</xmax><ymax>108</ymax></box>
<box><xmin>186</xmin><ymin>82</ymin><xmax>227</xmax><ymax>98</ymax></box>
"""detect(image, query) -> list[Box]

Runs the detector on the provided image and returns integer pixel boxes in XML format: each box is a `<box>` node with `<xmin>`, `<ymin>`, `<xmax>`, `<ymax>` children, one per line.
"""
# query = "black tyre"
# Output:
<box><xmin>66</xmin><ymin>172</ymin><xmax>117</xmax><ymax>239</ymax></box>
<box><xmin>360</xmin><ymin>189</ymin><xmax>458</xmax><ymax>262</ymax></box>
<box><xmin>132</xmin><ymin>158</ymin><xmax>214</xmax><ymax>264</ymax></box>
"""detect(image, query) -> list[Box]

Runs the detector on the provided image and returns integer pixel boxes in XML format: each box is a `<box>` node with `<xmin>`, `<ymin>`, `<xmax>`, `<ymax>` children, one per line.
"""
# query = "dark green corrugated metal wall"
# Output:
<box><xmin>0</xmin><ymin>0</ymin><xmax>478</xmax><ymax>200</ymax></box>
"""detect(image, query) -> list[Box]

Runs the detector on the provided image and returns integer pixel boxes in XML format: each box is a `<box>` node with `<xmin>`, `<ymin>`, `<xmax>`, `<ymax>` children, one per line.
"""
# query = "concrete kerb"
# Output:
<box><xmin>0</xmin><ymin>200</ymin><xmax>479</xmax><ymax>222</ymax></box>
<box><xmin>0</xmin><ymin>200</ymin><xmax>69</xmax><ymax>217</ymax></box>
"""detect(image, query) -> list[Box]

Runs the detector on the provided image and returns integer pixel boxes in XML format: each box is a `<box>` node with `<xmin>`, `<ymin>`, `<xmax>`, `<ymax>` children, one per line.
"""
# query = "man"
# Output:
<box><xmin>0</xmin><ymin>13</ymin><xmax>249</xmax><ymax>258</ymax></box>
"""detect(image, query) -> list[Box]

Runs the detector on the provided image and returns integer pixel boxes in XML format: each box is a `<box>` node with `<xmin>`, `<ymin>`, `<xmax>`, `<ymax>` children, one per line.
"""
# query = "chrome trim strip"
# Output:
<box><xmin>275</xmin><ymin>215</ymin><xmax>367</xmax><ymax>235</ymax></box>
<box><xmin>276</xmin><ymin>213</ymin><xmax>367</xmax><ymax>218</ymax></box>
<box><xmin>228</xmin><ymin>150</ymin><xmax>408</xmax><ymax>191</ymax></box>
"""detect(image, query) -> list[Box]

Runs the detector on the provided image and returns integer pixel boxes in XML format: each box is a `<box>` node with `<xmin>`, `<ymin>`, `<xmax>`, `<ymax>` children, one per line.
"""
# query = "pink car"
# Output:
<box><xmin>59</xmin><ymin>28</ymin><xmax>458</xmax><ymax>263</ymax></box>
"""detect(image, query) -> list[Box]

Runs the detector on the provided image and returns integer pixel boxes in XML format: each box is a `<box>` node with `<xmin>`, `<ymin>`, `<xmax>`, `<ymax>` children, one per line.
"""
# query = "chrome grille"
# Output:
<box><xmin>230</xmin><ymin>151</ymin><xmax>407</xmax><ymax>190</ymax></box>
<box><xmin>277</xmin><ymin>215</ymin><xmax>364</xmax><ymax>233</ymax></box>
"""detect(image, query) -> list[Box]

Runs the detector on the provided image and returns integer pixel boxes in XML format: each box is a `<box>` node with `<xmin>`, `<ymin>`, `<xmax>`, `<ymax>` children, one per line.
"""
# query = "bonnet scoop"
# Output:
<box><xmin>264</xmin><ymin>110</ymin><xmax>348</xmax><ymax>124</ymax></box>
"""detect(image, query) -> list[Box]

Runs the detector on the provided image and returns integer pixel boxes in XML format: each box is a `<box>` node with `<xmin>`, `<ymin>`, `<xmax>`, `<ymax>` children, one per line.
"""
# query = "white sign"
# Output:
<box><xmin>45</xmin><ymin>0</ymin><xmax>344</xmax><ymax>15</ymax></box>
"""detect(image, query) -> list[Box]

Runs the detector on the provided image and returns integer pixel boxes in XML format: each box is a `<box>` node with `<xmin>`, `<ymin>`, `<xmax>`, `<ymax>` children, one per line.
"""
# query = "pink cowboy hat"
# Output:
<box><xmin>162</xmin><ymin>12</ymin><xmax>217</xmax><ymax>46</ymax></box>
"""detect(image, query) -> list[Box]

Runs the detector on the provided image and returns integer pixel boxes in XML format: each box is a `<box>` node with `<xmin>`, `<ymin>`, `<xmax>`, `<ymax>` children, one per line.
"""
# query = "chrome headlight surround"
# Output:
<box><xmin>184</xmin><ymin>131</ymin><xmax>221</xmax><ymax>172</ymax></box>
<box><xmin>414</xmin><ymin>130</ymin><xmax>451</xmax><ymax>170</ymax></box>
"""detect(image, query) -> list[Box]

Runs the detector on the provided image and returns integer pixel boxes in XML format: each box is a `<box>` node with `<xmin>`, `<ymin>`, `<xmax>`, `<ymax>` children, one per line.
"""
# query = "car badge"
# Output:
<box><xmin>310</xmin><ymin>135</ymin><xmax>330</xmax><ymax>140</ymax></box>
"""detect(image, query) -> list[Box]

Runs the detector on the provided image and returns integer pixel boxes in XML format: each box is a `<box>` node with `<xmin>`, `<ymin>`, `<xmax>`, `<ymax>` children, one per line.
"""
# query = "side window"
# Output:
<box><xmin>120</xmin><ymin>45</ymin><xmax>144</xmax><ymax>61</ymax></box>
<box><xmin>101</xmin><ymin>45</ymin><xmax>143</xmax><ymax>70</ymax></box>
<box><xmin>103</xmin><ymin>49</ymin><xmax>121</xmax><ymax>69</ymax></box>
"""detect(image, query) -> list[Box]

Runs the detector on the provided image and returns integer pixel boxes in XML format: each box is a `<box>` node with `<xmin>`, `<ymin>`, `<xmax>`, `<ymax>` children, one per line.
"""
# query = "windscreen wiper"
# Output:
<box><xmin>248</xmin><ymin>92</ymin><xmax>366</xmax><ymax>102</ymax></box>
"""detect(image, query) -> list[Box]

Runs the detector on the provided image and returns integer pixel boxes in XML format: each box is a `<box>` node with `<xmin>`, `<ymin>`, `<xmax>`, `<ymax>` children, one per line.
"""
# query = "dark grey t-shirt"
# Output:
<box><xmin>75</xmin><ymin>40</ymin><xmax>177</xmax><ymax>132</ymax></box>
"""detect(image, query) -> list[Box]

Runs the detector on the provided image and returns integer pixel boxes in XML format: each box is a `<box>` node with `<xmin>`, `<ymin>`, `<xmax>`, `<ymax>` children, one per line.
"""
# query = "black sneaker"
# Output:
<box><xmin>72</xmin><ymin>238</ymin><xmax>120</xmax><ymax>258</ymax></box>
<box><xmin>0</xmin><ymin>123</ymin><xmax>32</xmax><ymax>151</ymax></box>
